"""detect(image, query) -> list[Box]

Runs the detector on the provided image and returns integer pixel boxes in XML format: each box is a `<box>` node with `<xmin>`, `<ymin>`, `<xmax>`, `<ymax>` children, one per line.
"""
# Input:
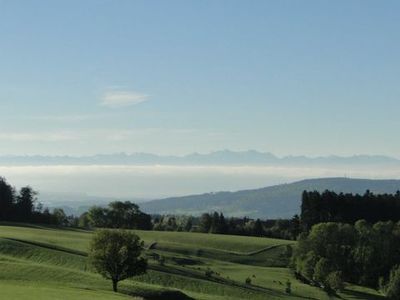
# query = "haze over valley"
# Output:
<box><xmin>1</xmin><ymin>150</ymin><xmax>400</xmax><ymax>204</ymax></box>
<box><xmin>1</xmin><ymin>150</ymin><xmax>400</xmax><ymax>220</ymax></box>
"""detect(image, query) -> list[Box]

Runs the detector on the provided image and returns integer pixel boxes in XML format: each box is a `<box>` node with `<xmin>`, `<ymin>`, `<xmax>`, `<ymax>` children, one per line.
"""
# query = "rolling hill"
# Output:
<box><xmin>141</xmin><ymin>178</ymin><xmax>400</xmax><ymax>218</ymax></box>
<box><xmin>0</xmin><ymin>224</ymin><xmax>383</xmax><ymax>300</ymax></box>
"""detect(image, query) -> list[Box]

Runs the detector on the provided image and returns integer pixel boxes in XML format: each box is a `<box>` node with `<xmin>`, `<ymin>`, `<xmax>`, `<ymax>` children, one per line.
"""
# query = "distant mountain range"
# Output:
<box><xmin>140</xmin><ymin>178</ymin><xmax>400</xmax><ymax>219</ymax></box>
<box><xmin>0</xmin><ymin>150</ymin><xmax>399</xmax><ymax>166</ymax></box>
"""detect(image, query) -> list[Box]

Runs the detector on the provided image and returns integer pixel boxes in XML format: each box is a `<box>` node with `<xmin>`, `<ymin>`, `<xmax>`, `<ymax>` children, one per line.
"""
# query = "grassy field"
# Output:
<box><xmin>0</xmin><ymin>224</ymin><xmax>385</xmax><ymax>300</ymax></box>
<box><xmin>0</xmin><ymin>281</ymin><xmax>137</xmax><ymax>300</ymax></box>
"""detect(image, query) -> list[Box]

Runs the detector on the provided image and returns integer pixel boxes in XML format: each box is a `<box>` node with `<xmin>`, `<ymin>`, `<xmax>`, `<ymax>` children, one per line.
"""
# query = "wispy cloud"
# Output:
<box><xmin>25</xmin><ymin>113</ymin><xmax>122</xmax><ymax>122</ymax></box>
<box><xmin>100</xmin><ymin>90</ymin><xmax>149</xmax><ymax>108</ymax></box>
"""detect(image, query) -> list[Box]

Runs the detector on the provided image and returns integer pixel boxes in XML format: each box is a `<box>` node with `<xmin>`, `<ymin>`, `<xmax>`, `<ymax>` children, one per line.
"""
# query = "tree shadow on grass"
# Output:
<box><xmin>125</xmin><ymin>289</ymin><xmax>195</xmax><ymax>300</ymax></box>
<box><xmin>1</xmin><ymin>237</ymin><xmax>87</xmax><ymax>256</ymax></box>
<box><xmin>340</xmin><ymin>289</ymin><xmax>385</xmax><ymax>300</ymax></box>
<box><xmin>0</xmin><ymin>222</ymin><xmax>93</xmax><ymax>234</ymax></box>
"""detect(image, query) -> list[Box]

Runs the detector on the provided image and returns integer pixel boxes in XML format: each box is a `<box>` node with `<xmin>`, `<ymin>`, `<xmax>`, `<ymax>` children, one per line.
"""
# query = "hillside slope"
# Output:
<box><xmin>0</xmin><ymin>224</ymin><xmax>383</xmax><ymax>300</ymax></box>
<box><xmin>141</xmin><ymin>178</ymin><xmax>400</xmax><ymax>218</ymax></box>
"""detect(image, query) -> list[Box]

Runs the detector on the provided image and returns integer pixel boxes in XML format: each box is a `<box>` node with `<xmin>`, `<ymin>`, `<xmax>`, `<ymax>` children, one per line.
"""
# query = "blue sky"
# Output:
<box><xmin>1</xmin><ymin>0</ymin><xmax>399</xmax><ymax>157</ymax></box>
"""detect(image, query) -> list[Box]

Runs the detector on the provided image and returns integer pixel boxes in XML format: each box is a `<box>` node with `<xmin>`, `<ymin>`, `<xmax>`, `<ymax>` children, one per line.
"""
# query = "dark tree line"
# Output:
<box><xmin>152</xmin><ymin>211</ymin><xmax>301</xmax><ymax>240</ymax></box>
<box><xmin>197</xmin><ymin>212</ymin><xmax>301</xmax><ymax>240</ymax></box>
<box><xmin>0</xmin><ymin>177</ymin><xmax>63</xmax><ymax>224</ymax></box>
<box><xmin>301</xmin><ymin>190</ymin><xmax>400</xmax><ymax>230</ymax></box>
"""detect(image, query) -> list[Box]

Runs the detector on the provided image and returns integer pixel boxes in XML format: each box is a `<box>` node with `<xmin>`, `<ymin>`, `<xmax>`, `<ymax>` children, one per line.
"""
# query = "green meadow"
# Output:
<box><xmin>0</xmin><ymin>224</ymin><xmax>384</xmax><ymax>300</ymax></box>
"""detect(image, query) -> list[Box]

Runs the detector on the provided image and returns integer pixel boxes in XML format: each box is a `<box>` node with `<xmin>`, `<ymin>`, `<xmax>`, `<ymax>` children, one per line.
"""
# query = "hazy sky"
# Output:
<box><xmin>1</xmin><ymin>0</ymin><xmax>399</xmax><ymax>157</ymax></box>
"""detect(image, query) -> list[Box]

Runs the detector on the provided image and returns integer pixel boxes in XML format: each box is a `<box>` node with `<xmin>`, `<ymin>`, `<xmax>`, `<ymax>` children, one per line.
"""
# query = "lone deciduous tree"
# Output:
<box><xmin>89</xmin><ymin>229</ymin><xmax>147</xmax><ymax>292</ymax></box>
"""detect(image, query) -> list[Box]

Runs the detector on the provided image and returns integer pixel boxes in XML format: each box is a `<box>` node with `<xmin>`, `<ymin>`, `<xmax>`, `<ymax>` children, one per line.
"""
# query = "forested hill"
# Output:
<box><xmin>141</xmin><ymin>178</ymin><xmax>400</xmax><ymax>219</ymax></box>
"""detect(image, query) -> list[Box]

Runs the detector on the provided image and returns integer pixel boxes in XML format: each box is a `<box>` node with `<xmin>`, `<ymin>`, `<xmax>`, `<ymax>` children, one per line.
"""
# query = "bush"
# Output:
<box><xmin>313</xmin><ymin>258</ymin><xmax>331</xmax><ymax>283</ymax></box>
<box><xmin>285</xmin><ymin>280</ymin><xmax>291</xmax><ymax>294</ymax></box>
<box><xmin>325</xmin><ymin>271</ymin><xmax>344</xmax><ymax>292</ymax></box>
<box><xmin>296</xmin><ymin>251</ymin><xmax>317</xmax><ymax>280</ymax></box>
<box><xmin>158</xmin><ymin>256</ymin><xmax>166</xmax><ymax>266</ymax></box>
<box><xmin>245</xmin><ymin>277</ymin><xmax>252</xmax><ymax>285</ymax></box>
<box><xmin>386</xmin><ymin>265</ymin><xmax>400</xmax><ymax>299</ymax></box>
<box><xmin>378</xmin><ymin>276</ymin><xmax>386</xmax><ymax>294</ymax></box>
<box><xmin>205</xmin><ymin>268</ymin><xmax>214</xmax><ymax>278</ymax></box>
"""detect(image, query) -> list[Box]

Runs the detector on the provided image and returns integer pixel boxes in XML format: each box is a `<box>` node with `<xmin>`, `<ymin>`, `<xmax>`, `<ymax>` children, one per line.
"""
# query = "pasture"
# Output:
<box><xmin>0</xmin><ymin>224</ymin><xmax>384</xmax><ymax>300</ymax></box>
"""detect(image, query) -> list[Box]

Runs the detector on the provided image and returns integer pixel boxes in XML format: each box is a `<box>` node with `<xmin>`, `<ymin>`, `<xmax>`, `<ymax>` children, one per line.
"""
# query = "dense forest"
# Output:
<box><xmin>292</xmin><ymin>220</ymin><xmax>400</xmax><ymax>297</ymax></box>
<box><xmin>301</xmin><ymin>190</ymin><xmax>400</xmax><ymax>230</ymax></box>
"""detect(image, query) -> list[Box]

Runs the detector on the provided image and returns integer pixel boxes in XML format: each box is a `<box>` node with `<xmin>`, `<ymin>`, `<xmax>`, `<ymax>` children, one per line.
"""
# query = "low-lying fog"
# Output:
<box><xmin>1</xmin><ymin>164</ymin><xmax>399</xmax><ymax>201</ymax></box>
